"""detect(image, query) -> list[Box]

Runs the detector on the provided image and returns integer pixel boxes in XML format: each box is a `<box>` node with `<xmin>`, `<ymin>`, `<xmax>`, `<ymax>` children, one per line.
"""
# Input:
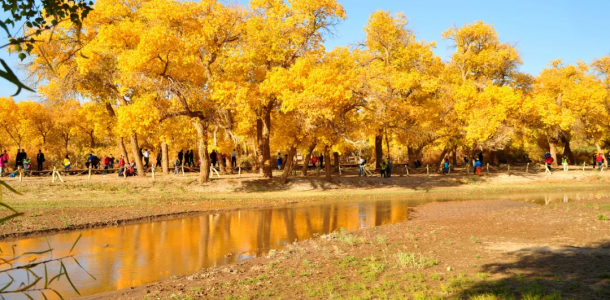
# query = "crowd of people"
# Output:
<box><xmin>5</xmin><ymin>146</ymin><xmax>610</xmax><ymax>179</ymax></box>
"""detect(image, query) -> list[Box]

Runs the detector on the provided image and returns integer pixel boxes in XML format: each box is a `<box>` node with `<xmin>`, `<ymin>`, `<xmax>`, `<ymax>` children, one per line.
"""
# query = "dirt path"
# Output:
<box><xmin>2</xmin><ymin>171</ymin><xmax>610</xmax><ymax>240</ymax></box>
<box><xmin>82</xmin><ymin>197</ymin><xmax>610</xmax><ymax>300</ymax></box>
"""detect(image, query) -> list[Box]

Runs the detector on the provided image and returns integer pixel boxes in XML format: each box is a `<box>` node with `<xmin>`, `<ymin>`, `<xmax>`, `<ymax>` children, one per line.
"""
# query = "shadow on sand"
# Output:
<box><xmin>458</xmin><ymin>242</ymin><xmax>610</xmax><ymax>299</ymax></box>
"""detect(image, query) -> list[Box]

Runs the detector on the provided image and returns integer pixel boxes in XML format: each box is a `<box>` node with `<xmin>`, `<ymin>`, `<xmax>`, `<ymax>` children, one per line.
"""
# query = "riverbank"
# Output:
<box><xmin>2</xmin><ymin>170</ymin><xmax>610</xmax><ymax>239</ymax></box>
<box><xmin>83</xmin><ymin>197</ymin><xmax>610</xmax><ymax>300</ymax></box>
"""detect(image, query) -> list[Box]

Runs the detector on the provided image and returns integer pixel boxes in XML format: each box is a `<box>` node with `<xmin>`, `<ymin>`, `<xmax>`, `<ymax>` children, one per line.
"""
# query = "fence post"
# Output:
<box><xmin>508</xmin><ymin>164</ymin><xmax>510</xmax><ymax>172</ymax></box>
<box><xmin>52</xmin><ymin>167</ymin><xmax>56</xmax><ymax>183</ymax></box>
<box><xmin>151</xmin><ymin>164</ymin><xmax>156</xmax><ymax>179</ymax></box>
<box><xmin>18</xmin><ymin>166</ymin><xmax>22</xmax><ymax>182</ymax></box>
<box><xmin>88</xmin><ymin>166</ymin><xmax>92</xmax><ymax>180</ymax></box>
<box><xmin>526</xmin><ymin>163</ymin><xmax>529</xmax><ymax>173</ymax></box>
<box><xmin>583</xmin><ymin>162</ymin><xmax>586</xmax><ymax>172</ymax></box>
<box><xmin>181</xmin><ymin>162</ymin><xmax>185</xmax><ymax>176</ymax></box>
<box><xmin>486</xmin><ymin>163</ymin><xmax>489</xmax><ymax>175</ymax></box>
<box><xmin>426</xmin><ymin>164</ymin><xmax>429</xmax><ymax>177</ymax></box>
<box><xmin>406</xmin><ymin>166</ymin><xmax>409</xmax><ymax>176</ymax></box>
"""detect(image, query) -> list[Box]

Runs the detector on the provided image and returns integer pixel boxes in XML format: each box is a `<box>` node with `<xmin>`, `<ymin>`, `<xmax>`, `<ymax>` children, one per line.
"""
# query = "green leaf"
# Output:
<box><xmin>50</xmin><ymin>289</ymin><xmax>65</xmax><ymax>300</ymax></box>
<box><xmin>0</xmin><ymin>212</ymin><xmax>23</xmax><ymax>224</ymax></box>
<box><xmin>0</xmin><ymin>59</ymin><xmax>35</xmax><ymax>96</ymax></box>
<box><xmin>0</xmin><ymin>180</ymin><xmax>22</xmax><ymax>195</ymax></box>
<box><xmin>60</xmin><ymin>262</ymin><xmax>80</xmax><ymax>295</ymax></box>
<box><xmin>68</xmin><ymin>233</ymin><xmax>82</xmax><ymax>255</ymax></box>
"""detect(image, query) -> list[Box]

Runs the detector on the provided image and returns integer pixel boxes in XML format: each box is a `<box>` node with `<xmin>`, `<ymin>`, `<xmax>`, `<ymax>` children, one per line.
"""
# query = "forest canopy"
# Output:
<box><xmin>5</xmin><ymin>0</ymin><xmax>610</xmax><ymax>182</ymax></box>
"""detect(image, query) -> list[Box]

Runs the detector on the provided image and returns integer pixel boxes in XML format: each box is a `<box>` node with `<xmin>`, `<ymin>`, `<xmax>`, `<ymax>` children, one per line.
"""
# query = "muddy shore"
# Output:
<box><xmin>2</xmin><ymin>171</ymin><xmax>610</xmax><ymax>240</ymax></box>
<box><xmin>81</xmin><ymin>197</ymin><xmax>610</xmax><ymax>299</ymax></box>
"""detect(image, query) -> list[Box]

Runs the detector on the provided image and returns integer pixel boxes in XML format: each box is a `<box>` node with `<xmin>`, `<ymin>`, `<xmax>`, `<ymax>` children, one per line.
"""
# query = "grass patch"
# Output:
<box><xmin>397</xmin><ymin>252</ymin><xmax>439</xmax><ymax>268</ymax></box>
<box><xmin>336</xmin><ymin>228</ymin><xmax>365</xmax><ymax>246</ymax></box>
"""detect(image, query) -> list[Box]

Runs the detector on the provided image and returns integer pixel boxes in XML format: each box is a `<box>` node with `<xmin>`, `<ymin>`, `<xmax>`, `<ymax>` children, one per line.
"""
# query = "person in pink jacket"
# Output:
<box><xmin>0</xmin><ymin>150</ymin><xmax>8</xmax><ymax>177</ymax></box>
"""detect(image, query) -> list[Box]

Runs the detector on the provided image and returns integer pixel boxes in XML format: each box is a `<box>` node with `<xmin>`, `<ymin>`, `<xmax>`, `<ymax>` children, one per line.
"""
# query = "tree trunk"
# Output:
<box><xmin>384</xmin><ymin>129</ymin><xmax>390</xmax><ymax>158</ymax></box>
<box><xmin>452</xmin><ymin>146</ymin><xmax>457</xmax><ymax>166</ymax></box>
<box><xmin>129</xmin><ymin>134</ymin><xmax>145</xmax><ymax>176</ymax></box>
<box><xmin>89</xmin><ymin>131</ymin><xmax>95</xmax><ymax>148</ymax></box>
<box><xmin>437</xmin><ymin>147</ymin><xmax>449</xmax><ymax>171</ymax></box>
<box><xmin>549</xmin><ymin>137</ymin><xmax>559</xmax><ymax>167</ymax></box>
<box><xmin>595</xmin><ymin>142</ymin><xmax>607</xmax><ymax>168</ymax></box>
<box><xmin>302</xmin><ymin>142</ymin><xmax>316</xmax><ymax>176</ymax></box>
<box><xmin>281</xmin><ymin>145</ymin><xmax>297</xmax><ymax>184</ymax></box>
<box><xmin>261</xmin><ymin>106</ymin><xmax>272</xmax><ymax>178</ymax></box>
<box><xmin>252</xmin><ymin>137</ymin><xmax>260</xmax><ymax>172</ymax></box>
<box><xmin>118</xmin><ymin>137</ymin><xmax>129</xmax><ymax>163</ymax></box>
<box><xmin>324</xmin><ymin>147</ymin><xmax>331</xmax><ymax>182</ymax></box>
<box><xmin>333</xmin><ymin>152</ymin><xmax>340</xmax><ymax>172</ymax></box>
<box><xmin>488</xmin><ymin>150</ymin><xmax>496</xmax><ymax>166</ymax></box>
<box><xmin>161</xmin><ymin>138</ymin><xmax>169</xmax><ymax>175</ymax></box>
<box><xmin>562</xmin><ymin>136</ymin><xmax>575</xmax><ymax>164</ymax></box>
<box><xmin>193</xmin><ymin>120</ymin><xmax>210</xmax><ymax>183</ymax></box>
<box><xmin>256</xmin><ymin>118</ymin><xmax>263</xmax><ymax>174</ymax></box>
<box><xmin>219</xmin><ymin>153</ymin><xmax>226</xmax><ymax>174</ymax></box>
<box><xmin>375</xmin><ymin>134</ymin><xmax>383</xmax><ymax>170</ymax></box>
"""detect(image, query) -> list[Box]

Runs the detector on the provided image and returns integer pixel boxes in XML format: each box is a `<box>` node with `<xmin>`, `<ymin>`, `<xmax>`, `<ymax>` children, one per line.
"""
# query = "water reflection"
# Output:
<box><xmin>0</xmin><ymin>198</ymin><xmax>411</xmax><ymax>299</ymax></box>
<box><xmin>1</xmin><ymin>191</ymin><xmax>610</xmax><ymax>299</ymax></box>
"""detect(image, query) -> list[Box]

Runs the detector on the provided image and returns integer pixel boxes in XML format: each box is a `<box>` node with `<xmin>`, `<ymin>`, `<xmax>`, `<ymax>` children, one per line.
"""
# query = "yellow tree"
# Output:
<box><xmin>106</xmin><ymin>0</ymin><xmax>244</xmax><ymax>182</ymax></box>
<box><xmin>27</xmin><ymin>0</ymin><xmax>146</xmax><ymax>174</ymax></box>
<box><xmin>20</xmin><ymin>101</ymin><xmax>54</xmax><ymax>147</ymax></box>
<box><xmin>362</xmin><ymin>10</ymin><xmax>442</xmax><ymax>167</ymax></box>
<box><xmin>0</xmin><ymin>98</ymin><xmax>29</xmax><ymax>150</ymax></box>
<box><xmin>238</xmin><ymin>0</ymin><xmax>346</xmax><ymax>178</ymax></box>
<box><xmin>441</xmin><ymin>21</ymin><xmax>527</xmax><ymax>163</ymax></box>
<box><xmin>271</xmin><ymin>47</ymin><xmax>363</xmax><ymax>182</ymax></box>
<box><xmin>525</xmin><ymin>60</ymin><xmax>608</xmax><ymax>165</ymax></box>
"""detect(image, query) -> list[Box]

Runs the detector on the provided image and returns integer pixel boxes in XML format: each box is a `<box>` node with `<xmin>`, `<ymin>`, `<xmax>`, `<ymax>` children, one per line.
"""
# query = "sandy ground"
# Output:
<box><xmin>2</xmin><ymin>169</ymin><xmax>610</xmax><ymax>240</ymax></box>
<box><xmin>82</xmin><ymin>198</ymin><xmax>610</xmax><ymax>300</ymax></box>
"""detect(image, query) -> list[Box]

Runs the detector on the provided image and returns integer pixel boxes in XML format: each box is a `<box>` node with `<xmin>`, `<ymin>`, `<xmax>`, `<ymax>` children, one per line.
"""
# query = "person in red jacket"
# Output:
<box><xmin>596</xmin><ymin>153</ymin><xmax>605</xmax><ymax>171</ymax></box>
<box><xmin>117</xmin><ymin>156</ymin><xmax>126</xmax><ymax>177</ymax></box>
<box><xmin>102</xmin><ymin>155</ymin><xmax>111</xmax><ymax>177</ymax></box>
<box><xmin>545</xmin><ymin>155</ymin><xmax>554</xmax><ymax>172</ymax></box>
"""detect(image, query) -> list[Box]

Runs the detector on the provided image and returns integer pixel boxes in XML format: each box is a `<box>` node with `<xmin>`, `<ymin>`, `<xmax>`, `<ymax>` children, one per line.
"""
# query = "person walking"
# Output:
<box><xmin>178</xmin><ymin>150</ymin><xmax>184</xmax><ymax>166</ymax></box>
<box><xmin>231</xmin><ymin>149</ymin><xmax>237</xmax><ymax>169</ymax></box>
<box><xmin>592</xmin><ymin>152</ymin><xmax>597</xmax><ymax>169</ymax></box>
<box><xmin>1</xmin><ymin>151</ymin><xmax>8</xmax><ymax>177</ymax></box>
<box><xmin>545</xmin><ymin>155</ymin><xmax>554</xmax><ymax>172</ymax></box>
<box><xmin>118</xmin><ymin>155</ymin><xmax>126</xmax><ymax>177</ymax></box>
<box><xmin>562</xmin><ymin>155</ymin><xmax>569</xmax><ymax>172</ymax></box>
<box><xmin>358</xmin><ymin>156</ymin><xmax>366</xmax><ymax>176</ymax></box>
<box><xmin>210</xmin><ymin>150</ymin><xmax>218</xmax><ymax>168</ymax></box>
<box><xmin>156</xmin><ymin>149</ymin><xmax>162</xmax><ymax>167</ymax></box>
<box><xmin>276</xmin><ymin>152</ymin><xmax>283</xmax><ymax>170</ymax></box>
<box><xmin>36</xmin><ymin>149</ymin><xmax>45</xmax><ymax>171</ymax></box>
<box><xmin>109</xmin><ymin>154</ymin><xmax>115</xmax><ymax>169</ymax></box>
<box><xmin>442</xmin><ymin>158</ymin><xmax>450</xmax><ymax>174</ymax></box>
<box><xmin>0</xmin><ymin>152</ymin><xmax>5</xmax><ymax>177</ymax></box>
<box><xmin>143</xmin><ymin>149</ymin><xmax>150</xmax><ymax>168</ymax></box>
<box><xmin>387</xmin><ymin>157</ymin><xmax>393</xmax><ymax>177</ymax></box>
<box><xmin>63</xmin><ymin>155</ymin><xmax>71</xmax><ymax>171</ymax></box>
<box><xmin>15</xmin><ymin>149</ymin><xmax>22</xmax><ymax>170</ymax></box>
<box><xmin>596</xmin><ymin>153</ymin><xmax>604</xmax><ymax>171</ymax></box>
<box><xmin>380</xmin><ymin>159</ymin><xmax>387</xmax><ymax>178</ymax></box>
<box><xmin>475</xmin><ymin>158</ymin><xmax>482</xmax><ymax>176</ymax></box>
<box><xmin>102</xmin><ymin>155</ymin><xmax>110</xmax><ymax>177</ymax></box>
<box><xmin>174</xmin><ymin>157</ymin><xmax>181</xmax><ymax>174</ymax></box>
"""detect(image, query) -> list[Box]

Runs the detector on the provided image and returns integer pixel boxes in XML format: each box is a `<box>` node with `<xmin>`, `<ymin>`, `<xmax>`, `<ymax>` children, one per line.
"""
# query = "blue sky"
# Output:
<box><xmin>2</xmin><ymin>0</ymin><xmax>610</xmax><ymax>100</ymax></box>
